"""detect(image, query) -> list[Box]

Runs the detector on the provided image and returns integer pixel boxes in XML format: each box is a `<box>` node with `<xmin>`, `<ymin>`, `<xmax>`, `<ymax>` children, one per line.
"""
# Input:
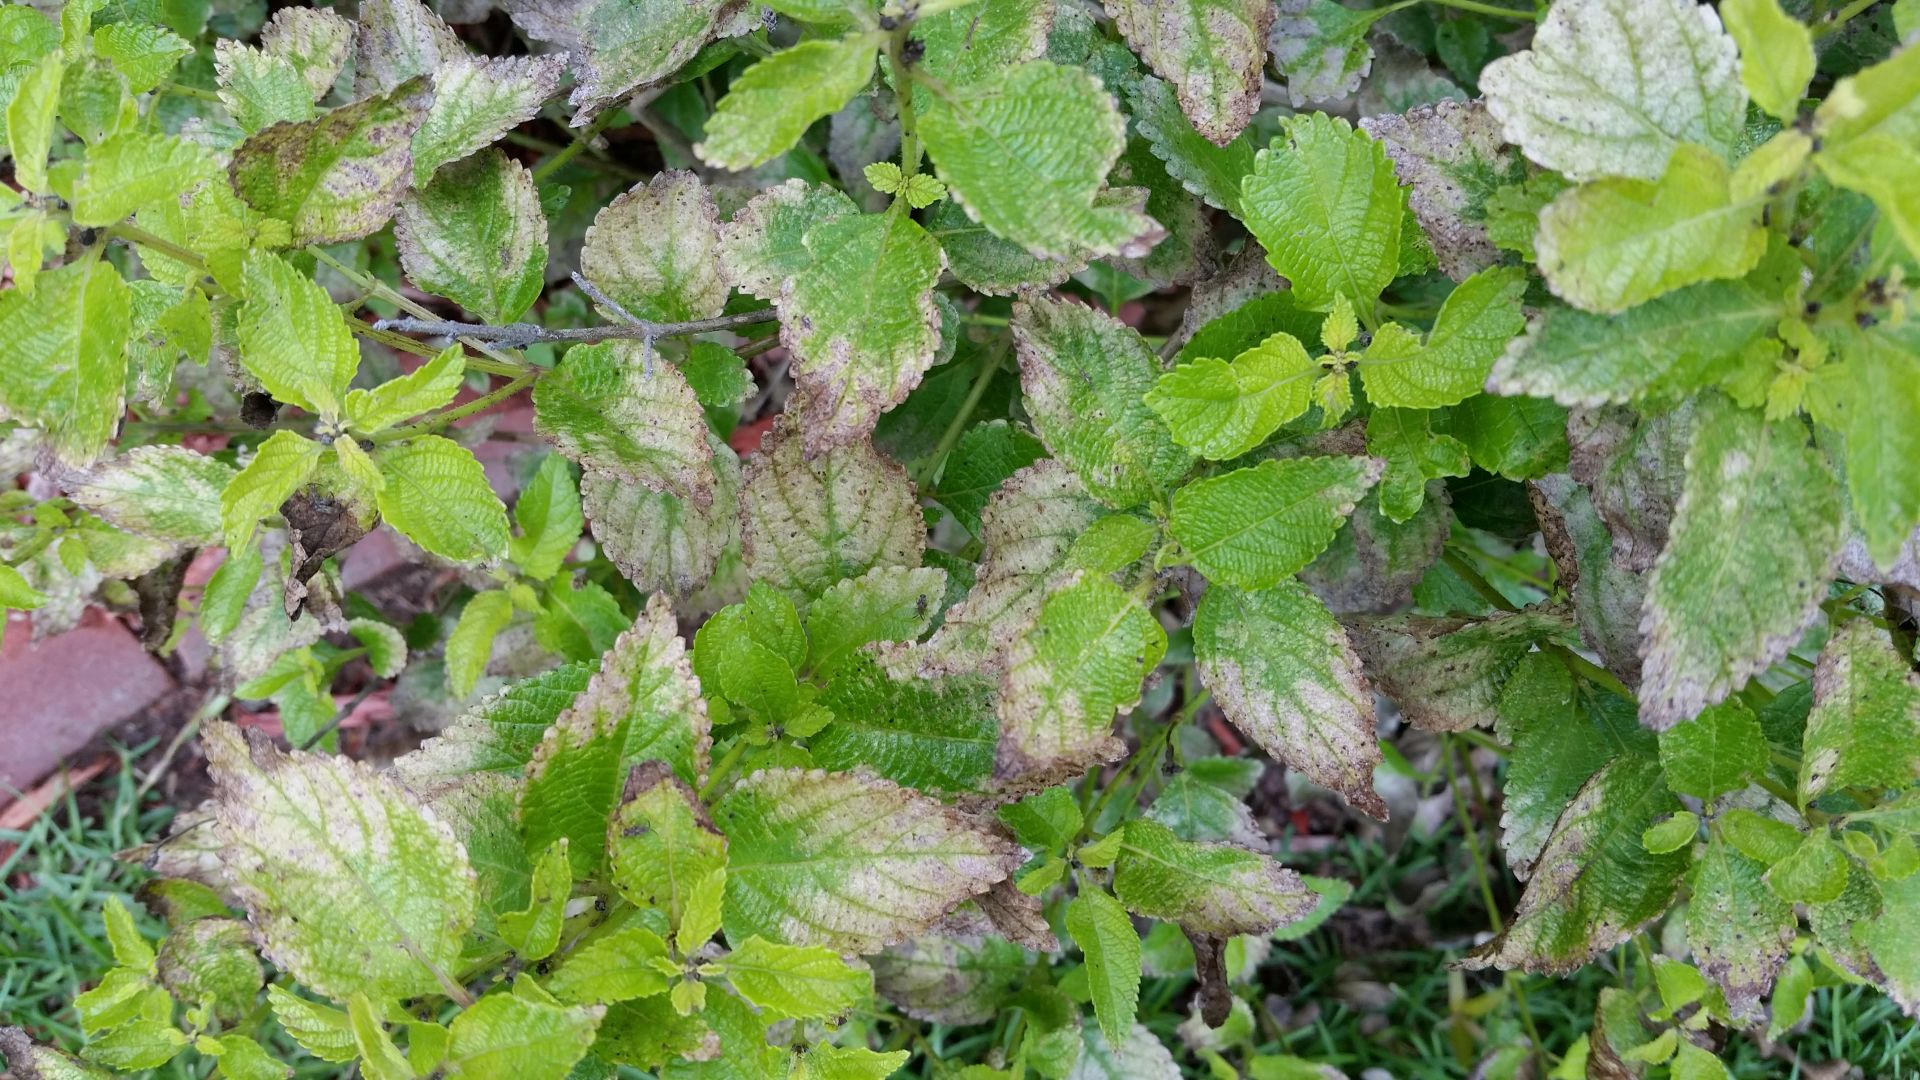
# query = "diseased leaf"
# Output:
<box><xmin>932</xmin><ymin>420</ymin><xmax>1048</xmax><ymax>536</ymax></box>
<box><xmin>582</xmin><ymin>442</ymin><xmax>741</xmax><ymax>598</ymax></box>
<box><xmin>1461</xmin><ymin>755</ymin><xmax>1688</xmax><ymax>973</ymax></box>
<box><xmin>522</xmin><ymin>594</ymin><xmax>710</xmax><ymax>876</ymax></box>
<box><xmin>395</xmin><ymin>663</ymin><xmax>597</xmax><ymax>783</ymax></box>
<box><xmin>608</xmin><ymin>762</ymin><xmax>728</xmax><ymax>930</ymax></box>
<box><xmin>996</xmin><ymin>574</ymin><xmax>1167</xmax><ymax>791</ymax></box>
<box><xmin>1352</xmin><ymin>608</ymin><xmax>1575</xmax><ymax>732</ymax></box>
<box><xmin>1112</xmin><ymin>819</ymin><xmax>1317</xmax><ymax>936</ymax></box>
<box><xmin>70</xmin><ymin>446</ymin><xmax>234</xmax><ymax>545</ymax></box>
<box><xmin>870</xmin><ymin>929</ymin><xmax>1028</xmax><ymax>1025</ymax></box>
<box><xmin>258</xmin><ymin>6</ymin><xmax>351</xmax><ymax>100</ymax></box>
<box><xmin>1238</xmin><ymin>112</ymin><xmax>1403</xmax><ymax>314</ymax></box>
<box><xmin>1167</xmin><ymin>456</ymin><xmax>1380</xmax><ymax>590</ymax></box>
<box><xmin>805</xmin><ymin>565</ymin><xmax>945</xmax><ymax>679</ymax></box>
<box><xmin>375</xmin><ymin>436</ymin><xmax>510</xmax><ymax>564</ymax></box>
<box><xmin>1104</xmin><ymin>0</ymin><xmax>1272</xmax><ymax>145</ymax></box>
<box><xmin>1530</xmin><ymin>473</ymin><xmax>1650</xmax><ymax>685</ymax></box>
<box><xmin>1535</xmin><ymin>144</ymin><xmax>1767</xmax><ymax>315</ymax></box>
<box><xmin>1479</xmin><ymin>0</ymin><xmax>1745</xmax><ymax>182</ymax></box>
<box><xmin>919</xmin><ymin>61</ymin><xmax>1160</xmax><ymax>260</ymax></box>
<box><xmin>229</xmin><ymin>76</ymin><xmax>433</xmax><ymax>245</ymax></box>
<box><xmin>914</xmin><ymin>0</ymin><xmax>1052</xmax><ymax>85</ymax></box>
<box><xmin>1194</xmin><ymin>582</ymin><xmax>1384</xmax><ymax>819</ymax></box>
<box><xmin>395</xmin><ymin>150</ymin><xmax>548</xmax><ymax>325</ymax></box>
<box><xmin>1065</xmin><ymin>888</ymin><xmax>1140</xmax><ymax>1047</ymax></box>
<box><xmin>201</xmin><ymin>722</ymin><xmax>477</xmax><ymax>1002</ymax></box>
<box><xmin>1268</xmin><ymin>0</ymin><xmax>1376</xmax><ymax>108</ymax></box>
<box><xmin>500</xmin><ymin>0</ymin><xmax>753</xmax><ymax>124</ymax></box>
<box><xmin>1359</xmin><ymin>100</ymin><xmax>1516</xmax><ymax>281</ymax></box>
<box><xmin>1639</xmin><ymin>399</ymin><xmax>1844</xmax><ymax>728</ymax></box>
<box><xmin>1688</xmin><ymin>832</ymin><xmax>1794</xmax><ymax>1020</ymax></box>
<box><xmin>1836</xmin><ymin>329</ymin><xmax>1920</xmax><ymax>569</ymax></box>
<box><xmin>413</xmin><ymin>55</ymin><xmax>565</xmax><ymax>184</ymax></box>
<box><xmin>697</xmin><ymin>37</ymin><xmax>878</xmax><ymax>171</ymax></box>
<box><xmin>1068</xmin><ymin>1025</ymin><xmax>1181</xmax><ymax>1080</ymax></box>
<box><xmin>738</xmin><ymin>418</ymin><xmax>925</xmax><ymax>600</ymax></box>
<box><xmin>1357</xmin><ymin>267</ymin><xmax>1527</xmax><ymax>409</ymax></box>
<box><xmin>533</xmin><ymin>340</ymin><xmax>716</xmax><ymax>502</ymax></box>
<box><xmin>1013</xmin><ymin>295</ymin><xmax>1193</xmax><ymax>508</ymax></box>
<box><xmin>717</xmin><ymin>180</ymin><xmax>860</xmax><ymax>301</ymax></box>
<box><xmin>0</xmin><ymin>257</ymin><xmax>131</xmax><ymax>467</ymax></box>
<box><xmin>1129</xmin><ymin>74</ymin><xmax>1256</xmax><ymax>215</ymax></box>
<box><xmin>1799</xmin><ymin>621</ymin><xmax>1920</xmax><ymax>806</ymax></box>
<box><xmin>581</xmin><ymin>171</ymin><xmax>729</xmax><ymax>325</ymax></box>
<box><xmin>712</xmin><ymin>767</ymin><xmax>1022</xmax><ymax>953</ymax></box>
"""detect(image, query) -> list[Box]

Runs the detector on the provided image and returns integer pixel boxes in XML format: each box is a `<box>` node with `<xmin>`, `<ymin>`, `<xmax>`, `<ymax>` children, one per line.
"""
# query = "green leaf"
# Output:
<box><xmin>1719</xmin><ymin>808</ymin><xmax>1802</xmax><ymax>866</ymax></box>
<box><xmin>1168</xmin><ymin>456</ymin><xmax>1379</xmax><ymax>590</ymax></box>
<box><xmin>581</xmin><ymin>171</ymin><xmax>727</xmax><ymax>324</ymax></box>
<box><xmin>1106</xmin><ymin>0</ymin><xmax>1270</xmax><ymax>144</ymax></box>
<box><xmin>1129</xmin><ymin>75</ymin><xmax>1257</xmax><ymax>216</ymax></box>
<box><xmin>215</xmin><ymin>43</ymin><xmax>314</xmax><ymax>132</ymax></box>
<box><xmin>1066</xmin><ymin>514</ymin><xmax>1156</xmax><ymax>574</ymax></box>
<box><xmin>1688</xmin><ymin>831</ymin><xmax>1795</xmax><ymax>1019</ymax></box>
<box><xmin>712</xmin><ymin>766</ymin><xmax>1021</xmax><ymax>953</ymax></box>
<box><xmin>790</xmin><ymin>1044</ymin><xmax>911</xmax><ymax>1080</ymax></box>
<box><xmin>1352</xmin><ymin>608</ymin><xmax>1575</xmax><ymax>733</ymax></box>
<box><xmin>933</xmin><ymin>420</ymin><xmax>1048</xmax><ymax>536</ymax></box>
<box><xmin>375</xmin><ymin>436</ymin><xmax>510</xmax><ymax>563</ymax></box>
<box><xmin>0</xmin><ymin>563</ymin><xmax>48</xmax><ymax>611</ymax></box>
<box><xmin>1479</xmin><ymin>0</ymin><xmax>1745</xmax><ymax>181</ymax></box>
<box><xmin>677</xmin><ymin>866</ymin><xmax>725</xmax><ymax>956</ymax></box>
<box><xmin>1366</xmin><ymin>408</ymin><xmax>1471</xmax><ymax>524</ymax></box>
<box><xmin>1112</xmin><ymin>819</ymin><xmax>1317</xmax><ymax>936</ymax></box>
<box><xmin>582</xmin><ymin>446</ymin><xmax>740</xmax><ymax>598</ymax></box>
<box><xmin>91</xmin><ymin>22</ymin><xmax>190</xmax><ymax>94</ymax></box>
<box><xmin>1146</xmin><ymin>332</ymin><xmax>1318</xmax><ymax>461</ymax></box>
<box><xmin>201</xmin><ymin>721</ymin><xmax>477</xmax><ymax>1001</ymax></box>
<box><xmin>811</xmin><ymin>655</ymin><xmax>997</xmax><ymax>795</ymax></box>
<box><xmin>912</xmin><ymin>0</ymin><xmax>1051</xmax><ymax>86</ymax></box>
<box><xmin>1639</xmin><ymin>399</ymin><xmax>1844</xmax><ymax>728</ymax></box>
<box><xmin>780</xmin><ymin>211</ymin><xmax>946</xmax><ymax>453</ymax></box>
<box><xmin>608</xmin><ymin>762</ymin><xmax>728</xmax><ymax>930</ymax></box>
<box><xmin>81</xmin><ymin>1022</ymin><xmax>187</xmax><ymax>1072</ymax></box>
<box><xmin>7</xmin><ymin>52</ymin><xmax>61</xmax><ymax>194</ymax></box>
<box><xmin>1357</xmin><ymin>267</ymin><xmax>1528</xmax><ymax>409</ymax></box>
<box><xmin>443</xmin><ymin>993</ymin><xmax>601</xmax><ymax>1080</ymax></box>
<box><xmin>919</xmin><ymin>60</ymin><xmax>1159</xmax><ymax>260</ymax></box>
<box><xmin>1765</xmin><ymin>830</ymin><xmax>1848</xmax><ymax>904</ymax></box>
<box><xmin>1487</xmin><ymin>263</ymin><xmax>1791</xmax><ymax>407</ymax></box>
<box><xmin>1012</xmin><ymin>295</ymin><xmax>1193</xmax><ymax>508</ymax></box>
<box><xmin>738</xmin><ymin>419</ymin><xmax>925</xmax><ymax>599</ymax></box>
<box><xmin>1657</xmin><ymin>699</ymin><xmax>1767</xmax><ymax>800</ymax></box>
<box><xmin>1194</xmin><ymin>581</ymin><xmax>1385</xmax><ymax>819</ymax></box>
<box><xmin>70</xmin><ymin>446</ymin><xmax>235</xmax><ymax>545</ymax></box>
<box><xmin>1065</xmin><ymin>889</ymin><xmax>1140</xmax><ymax>1048</ymax></box>
<box><xmin>413</xmin><ymin>54</ymin><xmax>564</xmax><ymax>183</ymax></box>
<box><xmin>1461</xmin><ymin>755</ymin><xmax>1688</xmax><ymax>973</ymax></box>
<box><xmin>718</xmin><ymin>936</ymin><xmax>872</xmax><ymax>1021</ymax></box>
<box><xmin>446</xmin><ymin>590</ymin><xmax>514</xmax><ymax>697</ymax></box>
<box><xmin>236</xmin><ymin>251</ymin><xmax>359</xmax><ymax>418</ymax></box>
<box><xmin>997</xmin><ymin>575</ymin><xmax>1167</xmax><ymax>790</ymax></box>
<box><xmin>499</xmin><ymin>839</ymin><xmax>571</xmax><ymax>963</ymax></box>
<box><xmin>545</xmin><ymin>923</ymin><xmax>671</xmax><ymax>1005</ymax></box>
<box><xmin>1800</xmin><ymin>620</ymin><xmax>1920</xmax><ymax>806</ymax></box>
<box><xmin>346</xmin><ymin>344</ymin><xmax>464</xmax><ymax>436</ymax></box>
<box><xmin>220</xmin><ymin>431</ymin><xmax>323</xmax><ymax>552</ymax></box>
<box><xmin>229</xmin><ymin>76</ymin><xmax>433</xmax><ymax>244</ymax></box>
<box><xmin>681</xmin><ymin>342</ymin><xmax>753</xmax><ymax>409</ymax></box>
<box><xmin>508</xmin><ymin>454</ymin><xmax>583</xmax><ymax>582</ymax></box>
<box><xmin>102</xmin><ymin>896</ymin><xmax>154</xmax><ymax>972</ymax></box>
<box><xmin>1722</xmin><ymin>0</ymin><xmax>1813</xmax><ymax>121</ymax></box>
<box><xmin>395</xmin><ymin>150</ymin><xmax>548</xmax><ymax>325</ymax></box>
<box><xmin>1641</xmin><ymin>812</ymin><xmax>1700</xmax><ymax>853</ymax></box>
<box><xmin>205</xmin><ymin>1034</ymin><xmax>291</xmax><ymax>1080</ymax></box>
<box><xmin>266</xmin><ymin>986</ymin><xmax>355</xmax><ymax>1063</ymax></box>
<box><xmin>1238</xmin><ymin>112</ymin><xmax>1403</xmax><ymax>314</ymax></box>
<box><xmin>697</xmin><ymin>36</ymin><xmax>878</xmax><ymax>170</ymax></box>
<box><xmin>0</xmin><ymin>256</ymin><xmax>130</xmax><ymax>466</ymax></box>
<box><xmin>806</xmin><ymin>565</ymin><xmax>946</xmax><ymax>680</ymax></box>
<box><xmin>1439</xmin><ymin>393</ymin><xmax>1570</xmax><ymax>481</ymax></box>
<box><xmin>534</xmin><ymin>579</ymin><xmax>630</xmax><ymax>662</ymax></box>
<box><xmin>1835</xmin><ymin>329</ymin><xmax>1920</xmax><ymax>569</ymax></box>
<box><xmin>69</xmin><ymin>131</ymin><xmax>219</xmax><ymax>227</ymax></box>
<box><xmin>1535</xmin><ymin>144</ymin><xmax>1767</xmax><ymax>314</ymax></box>
<box><xmin>350</xmin><ymin>994</ymin><xmax>413</xmax><ymax>1080</ymax></box>
<box><xmin>521</xmin><ymin>595</ymin><xmax>709</xmax><ymax>877</ymax></box>
<box><xmin>533</xmin><ymin>340</ymin><xmax>716</xmax><ymax>502</ymax></box>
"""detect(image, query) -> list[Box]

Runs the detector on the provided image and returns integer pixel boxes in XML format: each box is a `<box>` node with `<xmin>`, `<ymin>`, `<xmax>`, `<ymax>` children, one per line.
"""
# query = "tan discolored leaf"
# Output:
<box><xmin>532</xmin><ymin>340</ymin><xmax>717</xmax><ymax>503</ymax></box>
<box><xmin>1800</xmin><ymin>620</ymin><xmax>1920</xmax><ymax>806</ymax></box>
<box><xmin>412</xmin><ymin>55</ymin><xmax>566</xmax><ymax>184</ymax></box>
<box><xmin>738</xmin><ymin>418</ymin><xmax>925</xmax><ymax>601</ymax></box>
<box><xmin>501</xmin><ymin>0</ymin><xmax>753</xmax><ymax>124</ymax></box>
<box><xmin>607</xmin><ymin>762</ymin><xmax>728</xmax><ymax>930</ymax></box>
<box><xmin>1359</xmin><ymin>100</ymin><xmax>1516</xmax><ymax>281</ymax></box>
<box><xmin>1111</xmin><ymin>819</ymin><xmax>1317</xmax><ymax>937</ymax></box>
<box><xmin>1350</xmin><ymin>608</ymin><xmax>1576</xmax><ymax>732</ymax></box>
<box><xmin>1104</xmin><ymin>0</ymin><xmax>1273</xmax><ymax>145</ymax></box>
<box><xmin>870</xmin><ymin>926</ymin><xmax>1030</xmax><ymax>1025</ymax></box>
<box><xmin>394</xmin><ymin>149</ymin><xmax>547</xmax><ymax>325</ymax></box>
<box><xmin>583</xmin><ymin>440</ymin><xmax>741</xmax><ymax>598</ymax></box>
<box><xmin>353</xmin><ymin>0</ymin><xmax>464</xmax><ymax>95</ymax></box>
<box><xmin>580</xmin><ymin>172</ymin><xmax>730</xmax><ymax>325</ymax></box>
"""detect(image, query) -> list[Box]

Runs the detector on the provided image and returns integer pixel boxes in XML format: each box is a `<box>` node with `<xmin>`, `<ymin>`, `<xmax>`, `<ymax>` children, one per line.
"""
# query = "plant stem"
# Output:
<box><xmin>376</xmin><ymin>309</ymin><xmax>780</xmax><ymax>348</ymax></box>
<box><xmin>311</xmin><ymin>248</ymin><xmax>529</xmax><ymax>373</ymax></box>
<box><xmin>916</xmin><ymin>339</ymin><xmax>1005</xmax><ymax>487</ymax></box>
<box><xmin>701</xmin><ymin>739</ymin><xmax>751</xmax><ymax>800</ymax></box>
<box><xmin>1424</xmin><ymin>0</ymin><xmax>1539</xmax><ymax>18</ymax></box>
<box><xmin>106</xmin><ymin>223</ymin><xmax>211</xmax><ymax>277</ymax></box>
<box><xmin>1814</xmin><ymin>0</ymin><xmax>1882</xmax><ymax>36</ymax></box>
<box><xmin>531</xmin><ymin>110</ymin><xmax>619</xmax><ymax>184</ymax></box>
<box><xmin>372</xmin><ymin>369</ymin><xmax>541</xmax><ymax>443</ymax></box>
<box><xmin>1441</xmin><ymin>550</ymin><xmax>1518</xmax><ymax>613</ymax></box>
<box><xmin>886</xmin><ymin>26</ymin><xmax>924</xmax><ymax>178</ymax></box>
<box><xmin>158</xmin><ymin>80</ymin><xmax>224</xmax><ymax>102</ymax></box>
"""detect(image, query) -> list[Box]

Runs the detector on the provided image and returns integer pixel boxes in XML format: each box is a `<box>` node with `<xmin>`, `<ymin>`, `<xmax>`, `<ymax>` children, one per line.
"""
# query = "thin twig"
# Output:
<box><xmin>374</xmin><ymin>308</ymin><xmax>779</xmax><ymax>348</ymax></box>
<box><xmin>299</xmin><ymin>684</ymin><xmax>380</xmax><ymax>752</ymax></box>
<box><xmin>571</xmin><ymin>272</ymin><xmax>657</xmax><ymax>375</ymax></box>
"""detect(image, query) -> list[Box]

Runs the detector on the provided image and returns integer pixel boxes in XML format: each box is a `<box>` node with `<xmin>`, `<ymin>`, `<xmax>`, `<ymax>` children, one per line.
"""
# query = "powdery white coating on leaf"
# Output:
<box><xmin>1567</xmin><ymin>403</ymin><xmax>1695</xmax><ymax>574</ymax></box>
<box><xmin>353</xmin><ymin>0</ymin><xmax>463</xmax><ymax>94</ymax></box>
<box><xmin>918</xmin><ymin>60</ymin><xmax>1161</xmax><ymax>261</ymax></box>
<box><xmin>1300</xmin><ymin>485</ymin><xmax>1452</xmax><ymax>615</ymax></box>
<box><xmin>737</xmin><ymin>417</ymin><xmax>926</xmax><ymax>601</ymax></box>
<box><xmin>1193</xmin><ymin>581</ymin><xmax>1385</xmax><ymax>819</ymax></box>
<box><xmin>1461</xmin><ymin>755</ymin><xmax>1688</xmax><ymax>974</ymax></box>
<box><xmin>67</xmin><ymin>445</ymin><xmax>234</xmax><ymax>546</ymax></box>
<box><xmin>1104</xmin><ymin>0</ymin><xmax>1273</xmax><ymax>145</ymax></box>
<box><xmin>1012</xmin><ymin>295</ymin><xmax>1194</xmax><ymax>509</ymax></box>
<box><xmin>201</xmin><ymin>722</ymin><xmax>478</xmax><ymax>1002</ymax></box>
<box><xmin>779</xmin><ymin>211</ymin><xmax>947</xmax><ymax>455</ymax></box>
<box><xmin>258</xmin><ymin>6</ymin><xmax>351</xmax><ymax>100</ymax></box>
<box><xmin>532</xmin><ymin>339</ymin><xmax>718</xmax><ymax>504</ymax></box>
<box><xmin>1267</xmin><ymin>0</ymin><xmax>1374</xmax><ymax>108</ymax></box>
<box><xmin>581</xmin><ymin>172</ymin><xmax>730</xmax><ymax>325</ymax></box>
<box><xmin>880</xmin><ymin>459</ymin><xmax>1104</xmax><ymax>678</ymax></box>
<box><xmin>583</xmin><ymin>441</ymin><xmax>741</xmax><ymax>598</ymax></box>
<box><xmin>1800</xmin><ymin>620</ymin><xmax>1920</xmax><ymax>805</ymax></box>
<box><xmin>1111</xmin><ymin>819</ymin><xmax>1318</xmax><ymax>936</ymax></box>
<box><xmin>1637</xmin><ymin>400</ymin><xmax>1844</xmax><ymax>729</ymax></box>
<box><xmin>716</xmin><ymin>180</ymin><xmax>860</xmax><ymax>301</ymax></box>
<box><xmin>713</xmin><ymin>767</ymin><xmax>1025</xmax><ymax>954</ymax></box>
<box><xmin>413</xmin><ymin>54</ymin><xmax>567</xmax><ymax>184</ymax></box>
<box><xmin>520</xmin><ymin>594</ymin><xmax>712</xmax><ymax>877</ymax></box>
<box><xmin>394</xmin><ymin>149</ymin><xmax>548</xmax><ymax>325</ymax></box>
<box><xmin>869</xmin><ymin>928</ymin><xmax>1031</xmax><ymax>1024</ymax></box>
<box><xmin>1067</xmin><ymin>1024</ymin><xmax>1181</xmax><ymax>1080</ymax></box>
<box><xmin>1687</xmin><ymin>834</ymin><xmax>1794</xmax><ymax>1021</ymax></box>
<box><xmin>1349</xmin><ymin>607</ymin><xmax>1576</xmax><ymax>732</ymax></box>
<box><xmin>1478</xmin><ymin>0</ymin><xmax>1746</xmax><ymax>182</ymax></box>
<box><xmin>1359</xmin><ymin>100</ymin><xmax>1510</xmax><ymax>281</ymax></box>
<box><xmin>228</xmin><ymin>76</ymin><xmax>434</xmax><ymax>246</ymax></box>
<box><xmin>501</xmin><ymin>0</ymin><xmax>754</xmax><ymax>124</ymax></box>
